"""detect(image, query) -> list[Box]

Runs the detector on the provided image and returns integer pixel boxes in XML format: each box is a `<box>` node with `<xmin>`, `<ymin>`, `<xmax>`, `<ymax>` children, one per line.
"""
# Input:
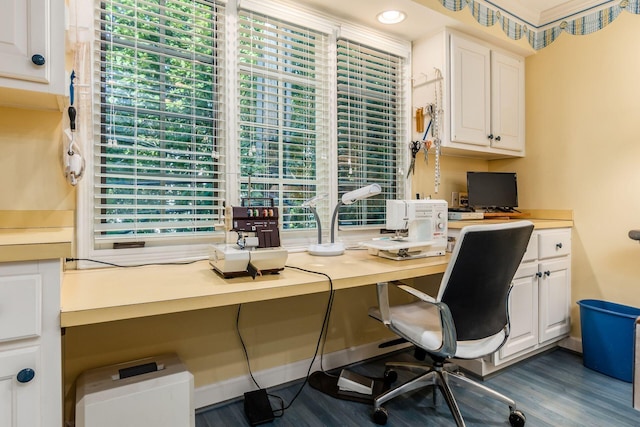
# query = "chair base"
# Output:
<box><xmin>373</xmin><ymin>360</ymin><xmax>526</xmax><ymax>427</ymax></box>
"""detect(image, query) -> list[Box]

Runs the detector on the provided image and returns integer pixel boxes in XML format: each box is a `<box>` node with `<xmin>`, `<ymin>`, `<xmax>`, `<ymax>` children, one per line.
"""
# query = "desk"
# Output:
<box><xmin>61</xmin><ymin>214</ymin><xmax>573</xmax><ymax>328</ymax></box>
<box><xmin>61</xmin><ymin>216</ymin><xmax>573</xmax><ymax>418</ymax></box>
<box><xmin>61</xmin><ymin>251</ymin><xmax>450</xmax><ymax>327</ymax></box>
<box><xmin>61</xmin><ymin>250</ymin><xmax>450</xmax><ymax>418</ymax></box>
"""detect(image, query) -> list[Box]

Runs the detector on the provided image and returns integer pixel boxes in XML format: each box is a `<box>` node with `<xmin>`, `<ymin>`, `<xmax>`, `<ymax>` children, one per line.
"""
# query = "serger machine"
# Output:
<box><xmin>364</xmin><ymin>199</ymin><xmax>448</xmax><ymax>260</ymax></box>
<box><xmin>210</xmin><ymin>199</ymin><xmax>288</xmax><ymax>278</ymax></box>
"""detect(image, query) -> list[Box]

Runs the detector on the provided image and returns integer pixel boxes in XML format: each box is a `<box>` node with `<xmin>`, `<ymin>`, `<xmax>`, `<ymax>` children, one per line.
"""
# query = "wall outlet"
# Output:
<box><xmin>459</xmin><ymin>192</ymin><xmax>469</xmax><ymax>208</ymax></box>
<box><xmin>451</xmin><ymin>192</ymin><xmax>459</xmax><ymax>207</ymax></box>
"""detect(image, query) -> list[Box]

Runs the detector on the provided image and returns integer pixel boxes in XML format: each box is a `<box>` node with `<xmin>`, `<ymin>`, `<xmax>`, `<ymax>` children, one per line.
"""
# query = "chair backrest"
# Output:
<box><xmin>437</xmin><ymin>221</ymin><xmax>534</xmax><ymax>342</ymax></box>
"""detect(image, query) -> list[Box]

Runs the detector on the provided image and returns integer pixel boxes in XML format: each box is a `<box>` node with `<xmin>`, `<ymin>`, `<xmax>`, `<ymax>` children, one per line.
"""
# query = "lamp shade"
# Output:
<box><xmin>341</xmin><ymin>184</ymin><xmax>381</xmax><ymax>205</ymax></box>
<box><xmin>302</xmin><ymin>193</ymin><xmax>328</xmax><ymax>208</ymax></box>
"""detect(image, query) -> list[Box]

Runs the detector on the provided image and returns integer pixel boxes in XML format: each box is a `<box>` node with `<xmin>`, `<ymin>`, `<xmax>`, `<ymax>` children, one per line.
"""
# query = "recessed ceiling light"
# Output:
<box><xmin>377</xmin><ymin>10</ymin><xmax>406</xmax><ymax>25</ymax></box>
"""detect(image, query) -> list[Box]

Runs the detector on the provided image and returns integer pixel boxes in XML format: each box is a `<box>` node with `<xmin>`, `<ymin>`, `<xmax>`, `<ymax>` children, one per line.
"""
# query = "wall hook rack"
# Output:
<box><xmin>412</xmin><ymin>67</ymin><xmax>443</xmax><ymax>89</ymax></box>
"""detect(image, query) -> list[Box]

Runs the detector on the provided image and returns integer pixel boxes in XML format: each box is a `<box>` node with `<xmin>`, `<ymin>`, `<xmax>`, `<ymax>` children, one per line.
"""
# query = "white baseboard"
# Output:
<box><xmin>194</xmin><ymin>339</ymin><xmax>411</xmax><ymax>410</ymax></box>
<box><xmin>559</xmin><ymin>336</ymin><xmax>582</xmax><ymax>354</ymax></box>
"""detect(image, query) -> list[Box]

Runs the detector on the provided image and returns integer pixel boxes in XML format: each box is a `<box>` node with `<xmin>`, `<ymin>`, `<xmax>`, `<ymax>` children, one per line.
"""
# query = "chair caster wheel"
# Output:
<box><xmin>383</xmin><ymin>369</ymin><xmax>397</xmax><ymax>383</ymax></box>
<box><xmin>509</xmin><ymin>409</ymin><xmax>526</xmax><ymax>427</ymax></box>
<box><xmin>373</xmin><ymin>407</ymin><xmax>388</xmax><ymax>425</ymax></box>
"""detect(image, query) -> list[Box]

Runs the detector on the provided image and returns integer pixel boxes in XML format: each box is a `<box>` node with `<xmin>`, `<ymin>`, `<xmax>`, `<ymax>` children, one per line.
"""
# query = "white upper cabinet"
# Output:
<box><xmin>412</xmin><ymin>29</ymin><xmax>525</xmax><ymax>159</ymax></box>
<box><xmin>0</xmin><ymin>0</ymin><xmax>65</xmax><ymax>109</ymax></box>
<box><xmin>450</xmin><ymin>34</ymin><xmax>491</xmax><ymax>148</ymax></box>
<box><xmin>490</xmin><ymin>50</ymin><xmax>525</xmax><ymax>152</ymax></box>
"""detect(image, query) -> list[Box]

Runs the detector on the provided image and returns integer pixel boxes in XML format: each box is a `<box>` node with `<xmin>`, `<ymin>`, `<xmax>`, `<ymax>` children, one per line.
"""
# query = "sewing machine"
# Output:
<box><xmin>210</xmin><ymin>199</ymin><xmax>288</xmax><ymax>278</ymax></box>
<box><xmin>364</xmin><ymin>199</ymin><xmax>448</xmax><ymax>260</ymax></box>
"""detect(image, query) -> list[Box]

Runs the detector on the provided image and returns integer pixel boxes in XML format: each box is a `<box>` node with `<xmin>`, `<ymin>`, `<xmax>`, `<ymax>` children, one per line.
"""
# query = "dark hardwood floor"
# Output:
<box><xmin>196</xmin><ymin>349</ymin><xmax>640</xmax><ymax>426</ymax></box>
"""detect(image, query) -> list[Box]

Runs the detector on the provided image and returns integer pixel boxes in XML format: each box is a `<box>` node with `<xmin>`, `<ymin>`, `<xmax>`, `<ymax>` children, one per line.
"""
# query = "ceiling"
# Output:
<box><xmin>293</xmin><ymin>0</ymin><xmax>609</xmax><ymax>42</ymax></box>
<box><xmin>484</xmin><ymin>0</ymin><xmax>609</xmax><ymax>25</ymax></box>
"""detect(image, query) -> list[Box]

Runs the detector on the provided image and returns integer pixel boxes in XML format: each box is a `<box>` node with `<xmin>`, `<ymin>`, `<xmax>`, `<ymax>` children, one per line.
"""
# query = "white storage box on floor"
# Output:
<box><xmin>75</xmin><ymin>353</ymin><xmax>194</xmax><ymax>427</ymax></box>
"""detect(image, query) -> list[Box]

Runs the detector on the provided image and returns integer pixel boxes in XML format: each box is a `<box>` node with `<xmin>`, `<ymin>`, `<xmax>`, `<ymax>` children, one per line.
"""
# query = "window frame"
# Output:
<box><xmin>77</xmin><ymin>0</ymin><xmax>411</xmax><ymax>266</ymax></box>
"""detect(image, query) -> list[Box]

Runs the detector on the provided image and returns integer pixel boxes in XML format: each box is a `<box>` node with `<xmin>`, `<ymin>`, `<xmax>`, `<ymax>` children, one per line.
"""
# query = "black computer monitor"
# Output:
<box><xmin>466</xmin><ymin>172</ymin><xmax>518</xmax><ymax>211</ymax></box>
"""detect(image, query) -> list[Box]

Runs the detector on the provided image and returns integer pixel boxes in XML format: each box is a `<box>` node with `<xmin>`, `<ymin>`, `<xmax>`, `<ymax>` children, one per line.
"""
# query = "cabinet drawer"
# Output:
<box><xmin>538</xmin><ymin>230</ymin><xmax>571</xmax><ymax>260</ymax></box>
<box><xmin>0</xmin><ymin>274</ymin><xmax>42</xmax><ymax>342</ymax></box>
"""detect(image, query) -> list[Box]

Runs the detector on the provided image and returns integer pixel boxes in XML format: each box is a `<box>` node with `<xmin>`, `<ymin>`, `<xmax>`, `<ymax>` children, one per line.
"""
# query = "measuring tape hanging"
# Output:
<box><xmin>432</xmin><ymin>68</ymin><xmax>443</xmax><ymax>194</ymax></box>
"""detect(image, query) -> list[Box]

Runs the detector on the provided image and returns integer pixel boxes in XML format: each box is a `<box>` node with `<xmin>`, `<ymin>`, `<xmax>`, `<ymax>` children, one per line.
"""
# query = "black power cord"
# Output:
<box><xmin>235</xmin><ymin>264</ymin><xmax>335</xmax><ymax>418</ymax></box>
<box><xmin>65</xmin><ymin>257</ymin><xmax>206</xmax><ymax>268</ymax></box>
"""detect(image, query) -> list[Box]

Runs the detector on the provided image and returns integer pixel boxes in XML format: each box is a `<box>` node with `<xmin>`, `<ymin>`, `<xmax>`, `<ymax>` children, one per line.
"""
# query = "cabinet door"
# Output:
<box><xmin>0</xmin><ymin>274</ymin><xmax>42</xmax><ymax>343</ymax></box>
<box><xmin>490</xmin><ymin>51</ymin><xmax>525</xmax><ymax>152</ymax></box>
<box><xmin>538</xmin><ymin>258</ymin><xmax>571</xmax><ymax>343</ymax></box>
<box><xmin>450</xmin><ymin>35</ymin><xmax>491</xmax><ymax>146</ymax></box>
<box><xmin>0</xmin><ymin>0</ymin><xmax>49</xmax><ymax>84</ymax></box>
<box><xmin>497</xmin><ymin>264</ymin><xmax>539</xmax><ymax>362</ymax></box>
<box><xmin>0</xmin><ymin>346</ymin><xmax>40</xmax><ymax>427</ymax></box>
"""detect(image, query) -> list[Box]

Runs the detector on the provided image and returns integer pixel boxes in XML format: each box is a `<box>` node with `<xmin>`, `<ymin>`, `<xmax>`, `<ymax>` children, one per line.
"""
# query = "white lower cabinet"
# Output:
<box><xmin>0</xmin><ymin>260</ymin><xmax>61</xmax><ymax>427</ymax></box>
<box><xmin>0</xmin><ymin>346</ymin><xmax>41</xmax><ymax>427</ymax></box>
<box><xmin>493</xmin><ymin>228</ymin><xmax>571</xmax><ymax>367</ymax></box>
<box><xmin>450</xmin><ymin>227</ymin><xmax>571</xmax><ymax>376</ymax></box>
<box><xmin>498</xmin><ymin>263</ymin><xmax>538</xmax><ymax>358</ymax></box>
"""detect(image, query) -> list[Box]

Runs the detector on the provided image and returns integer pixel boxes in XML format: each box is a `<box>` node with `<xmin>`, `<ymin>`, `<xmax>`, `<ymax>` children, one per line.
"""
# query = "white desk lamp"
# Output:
<box><xmin>302</xmin><ymin>193</ymin><xmax>328</xmax><ymax>247</ymax></box>
<box><xmin>308</xmin><ymin>184</ymin><xmax>382</xmax><ymax>256</ymax></box>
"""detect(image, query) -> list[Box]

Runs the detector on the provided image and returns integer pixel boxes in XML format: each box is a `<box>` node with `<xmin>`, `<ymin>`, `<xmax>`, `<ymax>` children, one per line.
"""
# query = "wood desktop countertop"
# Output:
<box><xmin>61</xmin><ymin>250</ymin><xmax>450</xmax><ymax>327</ymax></box>
<box><xmin>0</xmin><ymin>210</ymin><xmax>73</xmax><ymax>262</ymax></box>
<box><xmin>61</xmin><ymin>211</ymin><xmax>573</xmax><ymax>328</ymax></box>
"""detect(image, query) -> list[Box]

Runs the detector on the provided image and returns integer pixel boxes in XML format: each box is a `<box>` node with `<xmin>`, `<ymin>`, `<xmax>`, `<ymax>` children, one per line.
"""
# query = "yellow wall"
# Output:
<box><xmin>0</xmin><ymin>107</ymin><xmax>75</xmax><ymax>210</ymax></box>
<box><xmin>412</xmin><ymin>153</ymin><xmax>487</xmax><ymax>201</ymax></box>
<box><xmin>493</xmin><ymin>12</ymin><xmax>640</xmax><ymax>333</ymax></box>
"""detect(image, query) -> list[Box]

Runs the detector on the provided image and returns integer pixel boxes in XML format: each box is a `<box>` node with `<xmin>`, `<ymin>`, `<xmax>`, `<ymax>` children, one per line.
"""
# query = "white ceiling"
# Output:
<box><xmin>291</xmin><ymin>0</ymin><xmax>459</xmax><ymax>41</ymax></box>
<box><xmin>293</xmin><ymin>0</ymin><xmax>607</xmax><ymax>42</ymax></box>
<box><xmin>488</xmin><ymin>0</ymin><xmax>608</xmax><ymax>25</ymax></box>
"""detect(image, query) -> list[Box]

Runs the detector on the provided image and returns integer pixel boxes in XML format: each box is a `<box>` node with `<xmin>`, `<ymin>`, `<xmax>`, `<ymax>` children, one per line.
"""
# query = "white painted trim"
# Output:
<box><xmin>559</xmin><ymin>335</ymin><xmax>582</xmax><ymax>354</ymax></box>
<box><xmin>539</xmin><ymin>0</ymin><xmax>613</xmax><ymax>25</ymax></box>
<box><xmin>486</xmin><ymin>0</ymin><xmax>614</xmax><ymax>27</ymax></box>
<box><xmin>194</xmin><ymin>338</ymin><xmax>411</xmax><ymax>409</ymax></box>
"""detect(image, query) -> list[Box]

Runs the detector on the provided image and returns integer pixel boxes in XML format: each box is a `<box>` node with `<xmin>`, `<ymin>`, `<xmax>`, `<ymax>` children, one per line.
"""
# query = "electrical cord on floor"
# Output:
<box><xmin>286</xmin><ymin>265</ymin><xmax>337</xmax><ymax>376</ymax></box>
<box><xmin>236</xmin><ymin>304</ymin><xmax>285</xmax><ymax>418</ymax></box>
<box><xmin>64</xmin><ymin>257</ymin><xmax>207</xmax><ymax>268</ymax></box>
<box><xmin>235</xmin><ymin>265</ymin><xmax>335</xmax><ymax>418</ymax></box>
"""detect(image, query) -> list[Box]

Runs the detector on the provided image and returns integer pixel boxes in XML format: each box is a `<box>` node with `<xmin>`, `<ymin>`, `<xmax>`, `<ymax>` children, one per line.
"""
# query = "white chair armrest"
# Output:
<box><xmin>375</xmin><ymin>282</ymin><xmax>392</xmax><ymax>325</ymax></box>
<box><xmin>394</xmin><ymin>282</ymin><xmax>457</xmax><ymax>358</ymax></box>
<box><xmin>396</xmin><ymin>284</ymin><xmax>436</xmax><ymax>303</ymax></box>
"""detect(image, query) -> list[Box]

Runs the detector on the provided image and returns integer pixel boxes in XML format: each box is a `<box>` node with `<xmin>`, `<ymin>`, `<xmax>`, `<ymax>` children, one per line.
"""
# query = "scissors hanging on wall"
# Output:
<box><xmin>407</xmin><ymin>115</ymin><xmax>433</xmax><ymax>179</ymax></box>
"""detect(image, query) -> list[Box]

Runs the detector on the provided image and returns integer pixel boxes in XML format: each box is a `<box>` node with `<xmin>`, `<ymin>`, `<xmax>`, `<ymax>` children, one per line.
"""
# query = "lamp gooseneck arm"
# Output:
<box><xmin>309</xmin><ymin>206</ymin><xmax>322</xmax><ymax>244</ymax></box>
<box><xmin>330</xmin><ymin>201</ymin><xmax>344</xmax><ymax>244</ymax></box>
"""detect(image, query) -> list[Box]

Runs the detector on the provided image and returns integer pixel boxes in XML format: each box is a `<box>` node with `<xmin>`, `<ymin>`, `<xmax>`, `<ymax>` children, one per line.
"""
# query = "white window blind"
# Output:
<box><xmin>336</xmin><ymin>39</ymin><xmax>406</xmax><ymax>227</ymax></box>
<box><xmin>95</xmin><ymin>0</ymin><xmax>225</xmax><ymax>247</ymax></box>
<box><xmin>237</xmin><ymin>9</ymin><xmax>330</xmax><ymax>232</ymax></box>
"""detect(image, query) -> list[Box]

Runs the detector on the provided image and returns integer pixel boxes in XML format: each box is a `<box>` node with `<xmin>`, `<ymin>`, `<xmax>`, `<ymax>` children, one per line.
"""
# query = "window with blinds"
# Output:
<box><xmin>237</xmin><ymin>10</ymin><xmax>330</xmax><ymax>232</ymax></box>
<box><xmin>336</xmin><ymin>39</ymin><xmax>405</xmax><ymax>228</ymax></box>
<box><xmin>95</xmin><ymin>0</ymin><xmax>225</xmax><ymax>247</ymax></box>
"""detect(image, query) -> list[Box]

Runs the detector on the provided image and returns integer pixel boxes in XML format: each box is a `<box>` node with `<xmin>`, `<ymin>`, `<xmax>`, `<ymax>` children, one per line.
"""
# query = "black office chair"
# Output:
<box><xmin>369</xmin><ymin>221</ymin><xmax>534</xmax><ymax>427</ymax></box>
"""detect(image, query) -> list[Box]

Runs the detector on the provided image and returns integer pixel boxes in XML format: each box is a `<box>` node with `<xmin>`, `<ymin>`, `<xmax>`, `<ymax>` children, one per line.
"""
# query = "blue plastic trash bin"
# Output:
<box><xmin>577</xmin><ymin>299</ymin><xmax>640</xmax><ymax>382</ymax></box>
